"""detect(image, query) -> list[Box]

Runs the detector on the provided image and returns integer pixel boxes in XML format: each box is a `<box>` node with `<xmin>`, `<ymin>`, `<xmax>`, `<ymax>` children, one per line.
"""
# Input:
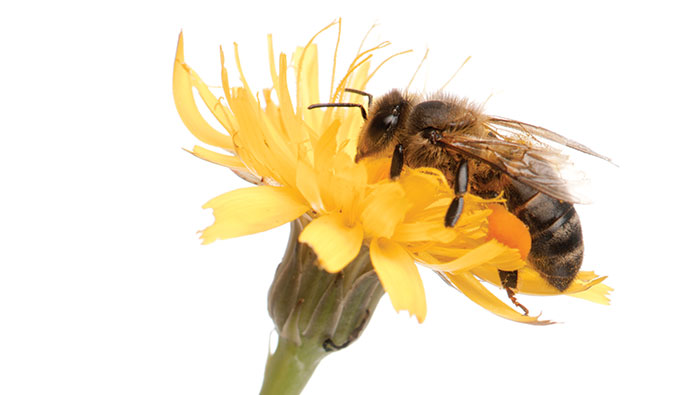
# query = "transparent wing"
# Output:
<box><xmin>487</xmin><ymin>117</ymin><xmax>614</xmax><ymax>163</ymax></box>
<box><xmin>439</xmin><ymin>119</ymin><xmax>602</xmax><ymax>203</ymax></box>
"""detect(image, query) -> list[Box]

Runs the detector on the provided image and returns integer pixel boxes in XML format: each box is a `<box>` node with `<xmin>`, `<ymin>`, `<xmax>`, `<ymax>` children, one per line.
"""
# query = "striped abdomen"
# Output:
<box><xmin>504</xmin><ymin>180</ymin><xmax>583</xmax><ymax>291</ymax></box>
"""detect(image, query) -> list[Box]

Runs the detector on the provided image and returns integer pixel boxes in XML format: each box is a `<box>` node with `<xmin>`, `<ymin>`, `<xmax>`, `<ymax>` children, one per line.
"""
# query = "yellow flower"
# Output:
<box><xmin>172</xmin><ymin>23</ymin><xmax>610</xmax><ymax>325</ymax></box>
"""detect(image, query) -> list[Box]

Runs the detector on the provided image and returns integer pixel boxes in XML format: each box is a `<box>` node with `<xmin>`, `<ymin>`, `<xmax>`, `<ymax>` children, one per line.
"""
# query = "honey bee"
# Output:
<box><xmin>309</xmin><ymin>88</ymin><xmax>611</xmax><ymax>313</ymax></box>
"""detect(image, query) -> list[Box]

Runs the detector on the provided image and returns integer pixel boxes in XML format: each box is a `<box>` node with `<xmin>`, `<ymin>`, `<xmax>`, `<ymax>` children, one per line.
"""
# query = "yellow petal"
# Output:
<box><xmin>274</xmin><ymin>51</ymin><xmax>305</xmax><ymax>147</ymax></box>
<box><xmin>485</xmin><ymin>254</ymin><xmax>528</xmax><ymax>272</ymax></box>
<box><xmin>183</xmin><ymin>49</ymin><xmax>236</xmax><ymax>134</ymax></box>
<box><xmin>188</xmin><ymin>145</ymin><xmax>246</xmax><ymax>169</ymax></box>
<box><xmin>173</xmin><ymin>32</ymin><xmax>235</xmax><ymax>150</ymax></box>
<box><xmin>266</xmin><ymin>35</ymin><xmax>281</xmax><ymax>108</ymax></box>
<box><xmin>361</xmin><ymin>183</ymin><xmax>410</xmax><ymax>239</ymax></box>
<box><xmin>221</xmin><ymin>46</ymin><xmax>297</xmax><ymax>187</ymax></box>
<box><xmin>313</xmin><ymin>120</ymin><xmax>341</xmax><ymax>172</ymax></box>
<box><xmin>472</xmin><ymin>266</ymin><xmax>610</xmax><ymax>297</ymax></box>
<box><xmin>329</xmin><ymin>151</ymin><xmax>367</xmax><ymax>213</ymax></box>
<box><xmin>292</xmin><ymin>43</ymin><xmax>321</xmax><ymax>132</ymax></box>
<box><xmin>392</xmin><ymin>220</ymin><xmax>457</xmax><ymax>244</ymax></box>
<box><xmin>568</xmin><ymin>280</ymin><xmax>613</xmax><ymax>305</ymax></box>
<box><xmin>445</xmin><ymin>272</ymin><xmax>552</xmax><ymax>325</ymax></box>
<box><xmin>363</xmin><ymin>157</ymin><xmax>392</xmax><ymax>184</ymax></box>
<box><xmin>200</xmin><ymin>186</ymin><xmax>309</xmax><ymax>244</ymax></box>
<box><xmin>226</xmin><ymin>90</ymin><xmax>294</xmax><ymax>187</ymax></box>
<box><xmin>315</xmin><ymin>150</ymin><xmax>366</xmax><ymax>215</ymax></box>
<box><xmin>299</xmin><ymin>213</ymin><xmax>363</xmax><ymax>273</ymax></box>
<box><xmin>419</xmin><ymin>239</ymin><xmax>517</xmax><ymax>272</ymax></box>
<box><xmin>186</xmin><ymin>146</ymin><xmax>262</xmax><ymax>185</ymax></box>
<box><xmin>335</xmin><ymin>59</ymin><xmax>372</xmax><ymax>148</ymax></box>
<box><xmin>370</xmin><ymin>238</ymin><xmax>427</xmax><ymax>323</ymax></box>
<box><xmin>400</xmin><ymin>169</ymin><xmax>451</xmax><ymax>215</ymax></box>
<box><xmin>295</xmin><ymin>160</ymin><xmax>323</xmax><ymax>212</ymax></box>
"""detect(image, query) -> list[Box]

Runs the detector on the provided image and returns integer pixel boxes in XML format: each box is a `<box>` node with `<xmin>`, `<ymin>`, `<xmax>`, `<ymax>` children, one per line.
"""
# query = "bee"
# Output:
<box><xmin>309</xmin><ymin>88</ymin><xmax>611</xmax><ymax>313</ymax></box>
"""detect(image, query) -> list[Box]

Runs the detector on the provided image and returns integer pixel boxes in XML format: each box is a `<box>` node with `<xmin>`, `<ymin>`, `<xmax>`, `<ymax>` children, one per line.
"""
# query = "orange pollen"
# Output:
<box><xmin>485</xmin><ymin>204</ymin><xmax>531</xmax><ymax>260</ymax></box>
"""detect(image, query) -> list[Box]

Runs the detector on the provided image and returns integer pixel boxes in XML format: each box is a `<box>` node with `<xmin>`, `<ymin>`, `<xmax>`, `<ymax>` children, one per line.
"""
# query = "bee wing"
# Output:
<box><xmin>439</xmin><ymin>130</ymin><xmax>591</xmax><ymax>204</ymax></box>
<box><xmin>487</xmin><ymin>117</ymin><xmax>614</xmax><ymax>163</ymax></box>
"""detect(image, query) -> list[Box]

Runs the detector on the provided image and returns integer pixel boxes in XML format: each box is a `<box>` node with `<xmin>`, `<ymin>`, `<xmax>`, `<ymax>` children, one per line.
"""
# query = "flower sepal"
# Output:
<box><xmin>262</xmin><ymin>217</ymin><xmax>385</xmax><ymax>395</ymax></box>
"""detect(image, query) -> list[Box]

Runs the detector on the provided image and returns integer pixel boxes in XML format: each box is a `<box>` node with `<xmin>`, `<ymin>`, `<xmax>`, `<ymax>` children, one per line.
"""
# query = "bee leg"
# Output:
<box><xmin>498</xmin><ymin>269</ymin><xmax>529</xmax><ymax>315</ymax></box>
<box><xmin>445</xmin><ymin>160</ymin><xmax>469</xmax><ymax>227</ymax></box>
<box><xmin>506</xmin><ymin>287</ymin><xmax>529</xmax><ymax>316</ymax></box>
<box><xmin>390</xmin><ymin>143</ymin><xmax>405</xmax><ymax>179</ymax></box>
<box><xmin>445</xmin><ymin>197</ymin><xmax>464</xmax><ymax>228</ymax></box>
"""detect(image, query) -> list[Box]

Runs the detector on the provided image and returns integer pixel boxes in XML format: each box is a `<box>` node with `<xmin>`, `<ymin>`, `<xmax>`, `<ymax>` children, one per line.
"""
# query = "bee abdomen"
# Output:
<box><xmin>505</xmin><ymin>182</ymin><xmax>583</xmax><ymax>292</ymax></box>
<box><xmin>528</xmin><ymin>204</ymin><xmax>583</xmax><ymax>291</ymax></box>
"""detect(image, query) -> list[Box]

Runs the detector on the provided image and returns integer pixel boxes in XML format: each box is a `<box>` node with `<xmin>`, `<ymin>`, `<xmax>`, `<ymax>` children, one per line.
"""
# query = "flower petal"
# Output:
<box><xmin>361</xmin><ymin>183</ymin><xmax>410</xmax><ymax>239</ymax></box>
<box><xmin>292</xmin><ymin>44</ymin><xmax>321</xmax><ymax>131</ymax></box>
<box><xmin>363</xmin><ymin>157</ymin><xmax>392</xmax><ymax>184</ymax></box>
<box><xmin>186</xmin><ymin>146</ymin><xmax>262</xmax><ymax>185</ymax></box>
<box><xmin>419</xmin><ymin>239</ymin><xmax>519</xmax><ymax>272</ymax></box>
<box><xmin>472</xmin><ymin>266</ymin><xmax>610</xmax><ymax>298</ymax></box>
<box><xmin>173</xmin><ymin>32</ymin><xmax>235</xmax><ymax>150</ymax></box>
<box><xmin>295</xmin><ymin>160</ymin><xmax>323</xmax><ymax>212</ymax></box>
<box><xmin>568</xmin><ymin>279</ymin><xmax>613</xmax><ymax>305</ymax></box>
<box><xmin>299</xmin><ymin>213</ymin><xmax>363</xmax><ymax>273</ymax></box>
<box><xmin>329</xmin><ymin>152</ymin><xmax>367</xmax><ymax>214</ymax></box>
<box><xmin>370</xmin><ymin>238</ymin><xmax>427</xmax><ymax>323</ymax></box>
<box><xmin>188</xmin><ymin>145</ymin><xmax>246</xmax><ymax>169</ymax></box>
<box><xmin>273</xmin><ymin>51</ymin><xmax>307</xmax><ymax>147</ymax></box>
<box><xmin>392</xmin><ymin>221</ymin><xmax>457</xmax><ymax>244</ymax></box>
<box><xmin>400</xmin><ymin>168</ymin><xmax>451</xmax><ymax>215</ymax></box>
<box><xmin>445</xmin><ymin>272</ymin><xmax>552</xmax><ymax>325</ymax></box>
<box><xmin>200</xmin><ymin>186</ymin><xmax>309</xmax><ymax>244</ymax></box>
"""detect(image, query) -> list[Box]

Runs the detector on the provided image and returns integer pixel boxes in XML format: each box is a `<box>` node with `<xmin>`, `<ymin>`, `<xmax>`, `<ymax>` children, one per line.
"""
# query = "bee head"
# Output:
<box><xmin>355</xmin><ymin>90</ymin><xmax>412</xmax><ymax>162</ymax></box>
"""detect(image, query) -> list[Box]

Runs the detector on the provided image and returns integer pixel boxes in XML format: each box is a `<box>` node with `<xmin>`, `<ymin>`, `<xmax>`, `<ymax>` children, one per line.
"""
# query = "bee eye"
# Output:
<box><xmin>368</xmin><ymin>104</ymin><xmax>402</xmax><ymax>139</ymax></box>
<box><xmin>381</xmin><ymin>105</ymin><xmax>402</xmax><ymax>131</ymax></box>
<box><xmin>383</xmin><ymin>114</ymin><xmax>399</xmax><ymax>131</ymax></box>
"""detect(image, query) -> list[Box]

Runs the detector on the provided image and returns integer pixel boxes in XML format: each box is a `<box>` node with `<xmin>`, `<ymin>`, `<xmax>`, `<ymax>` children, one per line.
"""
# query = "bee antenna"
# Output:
<box><xmin>344</xmin><ymin>88</ymin><xmax>373</xmax><ymax>109</ymax></box>
<box><xmin>307</xmin><ymin>102</ymin><xmax>367</xmax><ymax>120</ymax></box>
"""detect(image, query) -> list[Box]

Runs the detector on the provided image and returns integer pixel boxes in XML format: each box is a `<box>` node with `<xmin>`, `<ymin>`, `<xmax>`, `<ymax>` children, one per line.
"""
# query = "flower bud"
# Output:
<box><xmin>268</xmin><ymin>217</ymin><xmax>384</xmax><ymax>351</ymax></box>
<box><xmin>261</xmin><ymin>217</ymin><xmax>385</xmax><ymax>395</ymax></box>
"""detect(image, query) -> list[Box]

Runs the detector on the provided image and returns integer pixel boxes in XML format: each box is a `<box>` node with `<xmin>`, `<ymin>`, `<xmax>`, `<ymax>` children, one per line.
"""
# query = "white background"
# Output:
<box><xmin>2</xmin><ymin>1</ymin><xmax>699</xmax><ymax>394</ymax></box>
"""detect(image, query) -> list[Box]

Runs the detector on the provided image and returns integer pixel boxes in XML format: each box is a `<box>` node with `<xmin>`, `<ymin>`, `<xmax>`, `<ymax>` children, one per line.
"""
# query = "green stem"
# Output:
<box><xmin>259</xmin><ymin>337</ymin><xmax>326</xmax><ymax>395</ymax></box>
